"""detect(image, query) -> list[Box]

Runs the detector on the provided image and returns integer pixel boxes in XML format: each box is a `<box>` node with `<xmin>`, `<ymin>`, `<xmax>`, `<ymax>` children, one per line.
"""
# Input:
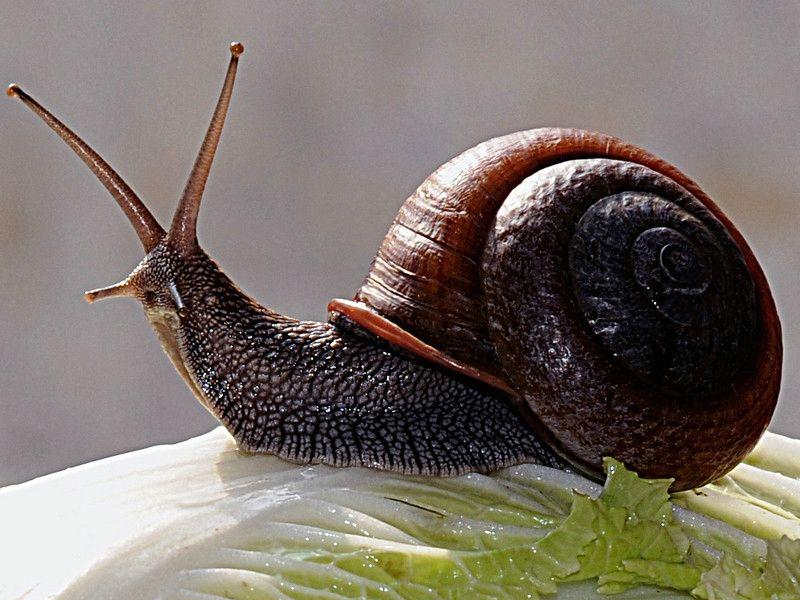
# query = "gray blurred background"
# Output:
<box><xmin>1</xmin><ymin>2</ymin><xmax>798</xmax><ymax>486</ymax></box>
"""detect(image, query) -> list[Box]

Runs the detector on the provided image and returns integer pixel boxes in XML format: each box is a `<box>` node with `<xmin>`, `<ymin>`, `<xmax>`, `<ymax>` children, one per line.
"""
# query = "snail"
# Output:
<box><xmin>7</xmin><ymin>43</ymin><xmax>781</xmax><ymax>492</ymax></box>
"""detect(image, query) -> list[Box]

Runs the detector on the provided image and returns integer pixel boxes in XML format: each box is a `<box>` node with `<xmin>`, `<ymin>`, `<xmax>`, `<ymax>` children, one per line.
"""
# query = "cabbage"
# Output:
<box><xmin>1</xmin><ymin>428</ymin><xmax>798</xmax><ymax>599</ymax></box>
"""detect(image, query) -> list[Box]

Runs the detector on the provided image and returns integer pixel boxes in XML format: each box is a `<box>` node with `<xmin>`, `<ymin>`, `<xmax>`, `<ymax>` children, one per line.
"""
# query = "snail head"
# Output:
<box><xmin>6</xmin><ymin>42</ymin><xmax>244</xmax><ymax>317</ymax></box>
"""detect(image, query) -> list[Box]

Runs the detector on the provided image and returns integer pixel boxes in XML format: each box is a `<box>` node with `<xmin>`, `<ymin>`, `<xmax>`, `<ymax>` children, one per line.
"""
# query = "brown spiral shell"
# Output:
<box><xmin>332</xmin><ymin>128</ymin><xmax>781</xmax><ymax>490</ymax></box>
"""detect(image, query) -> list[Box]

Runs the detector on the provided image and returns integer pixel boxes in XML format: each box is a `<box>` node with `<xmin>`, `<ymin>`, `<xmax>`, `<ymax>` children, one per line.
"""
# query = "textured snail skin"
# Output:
<box><xmin>353</xmin><ymin>128</ymin><xmax>781</xmax><ymax>491</ymax></box>
<box><xmin>137</xmin><ymin>245</ymin><xmax>564</xmax><ymax>476</ymax></box>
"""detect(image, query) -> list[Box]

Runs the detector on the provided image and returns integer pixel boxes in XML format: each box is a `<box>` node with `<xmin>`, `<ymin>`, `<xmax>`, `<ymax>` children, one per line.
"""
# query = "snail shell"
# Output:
<box><xmin>333</xmin><ymin>128</ymin><xmax>782</xmax><ymax>490</ymax></box>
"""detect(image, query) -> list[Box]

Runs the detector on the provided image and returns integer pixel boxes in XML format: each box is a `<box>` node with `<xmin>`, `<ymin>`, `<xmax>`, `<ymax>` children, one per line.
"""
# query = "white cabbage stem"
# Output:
<box><xmin>1</xmin><ymin>429</ymin><xmax>798</xmax><ymax>600</ymax></box>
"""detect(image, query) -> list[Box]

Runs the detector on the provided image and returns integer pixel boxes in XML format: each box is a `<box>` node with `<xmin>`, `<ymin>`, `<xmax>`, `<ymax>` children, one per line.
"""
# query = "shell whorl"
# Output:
<box><xmin>352</xmin><ymin>129</ymin><xmax>781</xmax><ymax>489</ymax></box>
<box><xmin>354</xmin><ymin>128</ymin><xmax>764</xmax><ymax>372</ymax></box>
<box><xmin>568</xmin><ymin>182</ymin><xmax>757</xmax><ymax>395</ymax></box>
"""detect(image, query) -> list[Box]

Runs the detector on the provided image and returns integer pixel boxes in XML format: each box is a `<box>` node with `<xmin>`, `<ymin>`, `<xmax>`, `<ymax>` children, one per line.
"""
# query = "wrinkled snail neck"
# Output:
<box><xmin>142</xmin><ymin>250</ymin><xmax>287</xmax><ymax>413</ymax></box>
<box><xmin>139</xmin><ymin>249</ymin><xmax>289</xmax><ymax>416</ymax></box>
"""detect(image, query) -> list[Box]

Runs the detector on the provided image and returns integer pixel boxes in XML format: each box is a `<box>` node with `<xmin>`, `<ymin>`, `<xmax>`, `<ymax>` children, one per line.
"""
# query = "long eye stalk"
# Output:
<box><xmin>7</xmin><ymin>41</ymin><xmax>244</xmax><ymax>256</ymax></box>
<box><xmin>10</xmin><ymin>42</ymin><xmax>245</xmax><ymax>304</ymax></box>
<box><xmin>6</xmin><ymin>84</ymin><xmax>165</xmax><ymax>251</ymax></box>
<box><xmin>168</xmin><ymin>42</ymin><xmax>244</xmax><ymax>254</ymax></box>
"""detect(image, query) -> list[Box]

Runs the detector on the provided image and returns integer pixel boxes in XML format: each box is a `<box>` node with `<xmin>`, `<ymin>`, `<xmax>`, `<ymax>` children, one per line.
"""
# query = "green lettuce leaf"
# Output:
<box><xmin>764</xmin><ymin>536</ymin><xmax>800</xmax><ymax>596</ymax></box>
<box><xmin>692</xmin><ymin>536</ymin><xmax>800</xmax><ymax>600</ymax></box>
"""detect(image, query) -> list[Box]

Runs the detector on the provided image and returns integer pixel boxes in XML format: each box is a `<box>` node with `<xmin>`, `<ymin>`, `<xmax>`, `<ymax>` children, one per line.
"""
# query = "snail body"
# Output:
<box><xmin>140</xmin><ymin>243</ymin><xmax>561</xmax><ymax>475</ymax></box>
<box><xmin>8</xmin><ymin>44</ymin><xmax>781</xmax><ymax>491</ymax></box>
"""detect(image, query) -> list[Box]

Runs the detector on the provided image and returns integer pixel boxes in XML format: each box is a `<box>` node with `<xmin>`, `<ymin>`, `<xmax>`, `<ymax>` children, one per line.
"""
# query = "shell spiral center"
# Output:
<box><xmin>569</xmin><ymin>191</ymin><xmax>758</xmax><ymax>394</ymax></box>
